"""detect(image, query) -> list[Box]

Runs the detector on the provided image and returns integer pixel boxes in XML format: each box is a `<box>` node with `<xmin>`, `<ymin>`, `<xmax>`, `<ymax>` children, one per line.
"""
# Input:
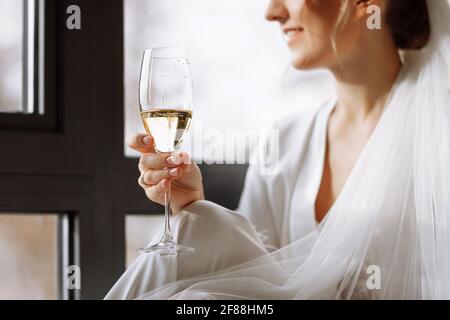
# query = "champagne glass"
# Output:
<box><xmin>138</xmin><ymin>47</ymin><xmax>194</xmax><ymax>255</ymax></box>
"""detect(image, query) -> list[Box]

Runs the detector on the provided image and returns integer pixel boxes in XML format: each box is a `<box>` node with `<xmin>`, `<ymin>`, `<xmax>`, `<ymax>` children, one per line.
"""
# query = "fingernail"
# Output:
<box><xmin>169</xmin><ymin>168</ymin><xmax>178</xmax><ymax>176</ymax></box>
<box><xmin>181</xmin><ymin>152</ymin><xmax>191</xmax><ymax>164</ymax></box>
<box><xmin>167</xmin><ymin>156</ymin><xmax>181</xmax><ymax>165</ymax></box>
<box><xmin>143</xmin><ymin>136</ymin><xmax>152</xmax><ymax>145</ymax></box>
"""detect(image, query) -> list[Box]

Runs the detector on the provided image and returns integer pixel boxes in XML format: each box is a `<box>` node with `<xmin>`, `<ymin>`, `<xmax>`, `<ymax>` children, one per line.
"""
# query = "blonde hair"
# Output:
<box><xmin>331</xmin><ymin>0</ymin><xmax>350</xmax><ymax>55</ymax></box>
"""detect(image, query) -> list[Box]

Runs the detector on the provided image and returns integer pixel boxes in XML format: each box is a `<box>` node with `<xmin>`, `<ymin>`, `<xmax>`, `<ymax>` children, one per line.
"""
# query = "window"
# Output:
<box><xmin>0</xmin><ymin>0</ymin><xmax>97</xmax><ymax>299</ymax></box>
<box><xmin>0</xmin><ymin>213</ymin><xmax>79</xmax><ymax>300</ymax></box>
<box><xmin>0</xmin><ymin>214</ymin><xmax>58</xmax><ymax>299</ymax></box>
<box><xmin>0</xmin><ymin>0</ymin><xmax>24</xmax><ymax>112</ymax></box>
<box><xmin>0</xmin><ymin>0</ymin><xmax>57</xmax><ymax>130</ymax></box>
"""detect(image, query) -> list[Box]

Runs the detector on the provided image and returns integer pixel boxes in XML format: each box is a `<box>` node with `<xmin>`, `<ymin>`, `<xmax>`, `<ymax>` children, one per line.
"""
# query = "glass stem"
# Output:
<box><xmin>160</xmin><ymin>179</ymin><xmax>174</xmax><ymax>244</ymax></box>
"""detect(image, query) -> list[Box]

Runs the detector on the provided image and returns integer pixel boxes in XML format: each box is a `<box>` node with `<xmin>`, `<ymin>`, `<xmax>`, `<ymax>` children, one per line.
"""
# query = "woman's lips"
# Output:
<box><xmin>283</xmin><ymin>29</ymin><xmax>304</xmax><ymax>46</ymax></box>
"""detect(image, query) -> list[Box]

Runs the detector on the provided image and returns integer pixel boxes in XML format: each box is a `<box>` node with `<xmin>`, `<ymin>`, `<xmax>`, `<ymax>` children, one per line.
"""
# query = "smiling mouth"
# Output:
<box><xmin>283</xmin><ymin>28</ymin><xmax>304</xmax><ymax>45</ymax></box>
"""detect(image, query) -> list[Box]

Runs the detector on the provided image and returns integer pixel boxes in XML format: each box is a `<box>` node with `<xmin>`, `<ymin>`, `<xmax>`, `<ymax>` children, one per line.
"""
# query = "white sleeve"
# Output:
<box><xmin>237</xmin><ymin>164</ymin><xmax>279</xmax><ymax>252</ymax></box>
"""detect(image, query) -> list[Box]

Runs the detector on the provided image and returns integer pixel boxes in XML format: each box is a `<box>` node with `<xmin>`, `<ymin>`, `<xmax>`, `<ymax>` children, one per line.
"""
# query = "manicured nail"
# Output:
<box><xmin>143</xmin><ymin>136</ymin><xmax>152</xmax><ymax>145</ymax></box>
<box><xmin>167</xmin><ymin>156</ymin><xmax>181</xmax><ymax>165</ymax></box>
<box><xmin>169</xmin><ymin>168</ymin><xmax>178</xmax><ymax>176</ymax></box>
<box><xmin>181</xmin><ymin>152</ymin><xmax>191</xmax><ymax>164</ymax></box>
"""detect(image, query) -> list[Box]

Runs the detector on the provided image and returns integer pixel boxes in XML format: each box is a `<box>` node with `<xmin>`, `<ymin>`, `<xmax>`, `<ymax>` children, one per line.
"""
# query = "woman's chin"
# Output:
<box><xmin>290</xmin><ymin>52</ymin><xmax>325</xmax><ymax>71</ymax></box>
<box><xmin>288</xmin><ymin>49</ymin><xmax>309</xmax><ymax>68</ymax></box>
<box><xmin>291</xmin><ymin>57</ymin><xmax>314</xmax><ymax>70</ymax></box>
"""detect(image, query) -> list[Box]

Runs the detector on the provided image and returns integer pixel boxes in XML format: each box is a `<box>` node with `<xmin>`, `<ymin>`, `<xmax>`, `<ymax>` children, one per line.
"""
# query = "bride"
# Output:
<box><xmin>106</xmin><ymin>0</ymin><xmax>450</xmax><ymax>299</ymax></box>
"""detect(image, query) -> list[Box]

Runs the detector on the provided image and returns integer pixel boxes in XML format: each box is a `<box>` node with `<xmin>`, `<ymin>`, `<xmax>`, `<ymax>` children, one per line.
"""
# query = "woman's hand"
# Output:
<box><xmin>127</xmin><ymin>133</ymin><xmax>205</xmax><ymax>214</ymax></box>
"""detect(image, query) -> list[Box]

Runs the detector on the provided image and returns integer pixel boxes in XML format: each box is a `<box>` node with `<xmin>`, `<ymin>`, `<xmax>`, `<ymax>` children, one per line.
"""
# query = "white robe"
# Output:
<box><xmin>105</xmin><ymin>99</ymin><xmax>336</xmax><ymax>300</ymax></box>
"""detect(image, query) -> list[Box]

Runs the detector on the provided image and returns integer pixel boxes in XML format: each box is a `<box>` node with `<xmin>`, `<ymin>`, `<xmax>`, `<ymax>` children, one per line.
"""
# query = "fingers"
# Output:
<box><xmin>140</xmin><ymin>168</ymin><xmax>181</xmax><ymax>186</ymax></box>
<box><xmin>138</xmin><ymin>151</ymin><xmax>196</xmax><ymax>199</ymax></box>
<box><xmin>173</xmin><ymin>152</ymin><xmax>195</xmax><ymax>174</ymax></box>
<box><xmin>145</xmin><ymin>179</ymin><xmax>170</xmax><ymax>202</ymax></box>
<box><xmin>139</xmin><ymin>153</ymin><xmax>172</xmax><ymax>171</ymax></box>
<box><xmin>139</xmin><ymin>151</ymin><xmax>192</xmax><ymax>171</ymax></box>
<box><xmin>138</xmin><ymin>153</ymin><xmax>193</xmax><ymax>189</ymax></box>
<box><xmin>126</xmin><ymin>133</ymin><xmax>155</xmax><ymax>153</ymax></box>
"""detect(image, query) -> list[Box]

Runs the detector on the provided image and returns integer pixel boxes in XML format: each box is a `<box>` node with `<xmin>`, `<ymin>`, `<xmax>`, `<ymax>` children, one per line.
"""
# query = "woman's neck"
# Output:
<box><xmin>331</xmin><ymin>40</ymin><xmax>402</xmax><ymax>122</ymax></box>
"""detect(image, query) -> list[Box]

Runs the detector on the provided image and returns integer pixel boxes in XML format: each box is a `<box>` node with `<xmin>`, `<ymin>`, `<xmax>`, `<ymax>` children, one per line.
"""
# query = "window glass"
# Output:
<box><xmin>0</xmin><ymin>0</ymin><xmax>23</xmax><ymax>112</ymax></box>
<box><xmin>0</xmin><ymin>214</ymin><xmax>58</xmax><ymax>300</ymax></box>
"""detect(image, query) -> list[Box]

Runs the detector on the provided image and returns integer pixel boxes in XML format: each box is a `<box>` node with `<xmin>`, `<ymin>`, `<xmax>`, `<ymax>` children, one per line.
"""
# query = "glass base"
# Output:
<box><xmin>138</xmin><ymin>241</ymin><xmax>195</xmax><ymax>255</ymax></box>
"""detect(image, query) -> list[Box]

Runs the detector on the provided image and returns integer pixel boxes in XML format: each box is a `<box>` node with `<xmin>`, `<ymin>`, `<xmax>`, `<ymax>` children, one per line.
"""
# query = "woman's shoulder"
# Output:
<box><xmin>248</xmin><ymin>98</ymin><xmax>334</xmax><ymax>177</ymax></box>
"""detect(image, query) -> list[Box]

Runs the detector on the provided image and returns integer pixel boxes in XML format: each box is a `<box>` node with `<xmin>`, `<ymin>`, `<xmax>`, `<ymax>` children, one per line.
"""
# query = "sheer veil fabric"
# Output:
<box><xmin>138</xmin><ymin>0</ymin><xmax>450</xmax><ymax>300</ymax></box>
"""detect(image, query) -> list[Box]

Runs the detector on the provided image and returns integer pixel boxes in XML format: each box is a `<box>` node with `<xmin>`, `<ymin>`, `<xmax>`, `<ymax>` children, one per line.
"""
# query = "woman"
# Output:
<box><xmin>106</xmin><ymin>0</ymin><xmax>450</xmax><ymax>299</ymax></box>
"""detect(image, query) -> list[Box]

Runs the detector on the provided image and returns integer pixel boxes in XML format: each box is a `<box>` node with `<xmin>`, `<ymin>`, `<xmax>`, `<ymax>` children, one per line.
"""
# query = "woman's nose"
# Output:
<box><xmin>265</xmin><ymin>0</ymin><xmax>289</xmax><ymax>23</ymax></box>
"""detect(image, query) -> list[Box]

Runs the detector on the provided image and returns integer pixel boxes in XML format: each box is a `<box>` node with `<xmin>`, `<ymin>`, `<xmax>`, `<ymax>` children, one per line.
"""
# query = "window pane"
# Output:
<box><xmin>125</xmin><ymin>214</ymin><xmax>164</xmax><ymax>267</ymax></box>
<box><xmin>0</xmin><ymin>0</ymin><xmax>23</xmax><ymax>112</ymax></box>
<box><xmin>0</xmin><ymin>214</ymin><xmax>58</xmax><ymax>300</ymax></box>
<box><xmin>124</xmin><ymin>0</ymin><xmax>296</xmax><ymax>160</ymax></box>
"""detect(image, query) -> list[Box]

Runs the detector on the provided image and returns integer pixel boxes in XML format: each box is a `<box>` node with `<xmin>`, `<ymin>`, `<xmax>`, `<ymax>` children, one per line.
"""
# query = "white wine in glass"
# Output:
<box><xmin>140</xmin><ymin>109</ymin><xmax>193</xmax><ymax>154</ymax></box>
<box><xmin>138</xmin><ymin>47</ymin><xmax>195</xmax><ymax>255</ymax></box>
